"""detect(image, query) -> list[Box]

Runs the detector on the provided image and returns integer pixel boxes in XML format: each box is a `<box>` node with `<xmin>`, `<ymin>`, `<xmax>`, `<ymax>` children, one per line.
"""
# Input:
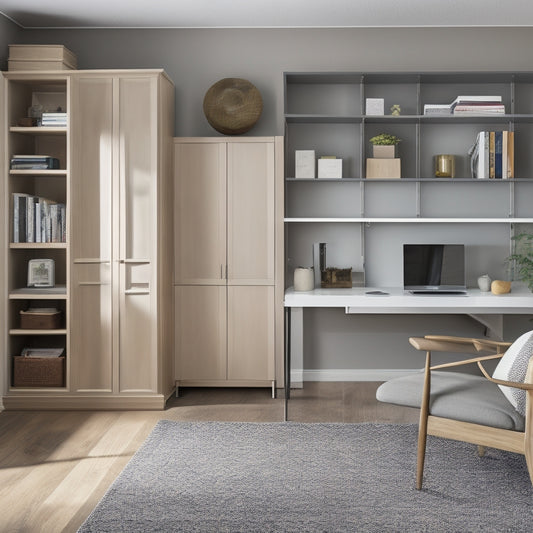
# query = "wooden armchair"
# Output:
<box><xmin>376</xmin><ymin>332</ymin><xmax>533</xmax><ymax>489</ymax></box>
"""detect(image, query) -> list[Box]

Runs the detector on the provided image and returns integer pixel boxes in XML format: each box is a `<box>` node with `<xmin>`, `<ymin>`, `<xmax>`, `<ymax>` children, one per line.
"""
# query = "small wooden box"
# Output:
<box><xmin>8</xmin><ymin>44</ymin><xmax>77</xmax><ymax>70</ymax></box>
<box><xmin>20</xmin><ymin>310</ymin><xmax>62</xmax><ymax>330</ymax></box>
<box><xmin>366</xmin><ymin>158</ymin><xmax>401</xmax><ymax>179</ymax></box>
<box><xmin>321</xmin><ymin>268</ymin><xmax>352</xmax><ymax>288</ymax></box>
<box><xmin>13</xmin><ymin>356</ymin><xmax>65</xmax><ymax>387</ymax></box>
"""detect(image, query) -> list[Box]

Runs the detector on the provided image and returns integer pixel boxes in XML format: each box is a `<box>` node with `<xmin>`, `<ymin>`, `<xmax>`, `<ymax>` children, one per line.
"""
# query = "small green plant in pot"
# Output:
<box><xmin>507</xmin><ymin>232</ymin><xmax>533</xmax><ymax>292</ymax></box>
<box><xmin>369</xmin><ymin>133</ymin><xmax>402</xmax><ymax>158</ymax></box>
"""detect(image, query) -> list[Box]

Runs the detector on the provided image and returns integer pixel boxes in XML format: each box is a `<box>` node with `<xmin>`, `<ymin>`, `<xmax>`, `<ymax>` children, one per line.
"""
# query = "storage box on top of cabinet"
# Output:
<box><xmin>8</xmin><ymin>44</ymin><xmax>77</xmax><ymax>70</ymax></box>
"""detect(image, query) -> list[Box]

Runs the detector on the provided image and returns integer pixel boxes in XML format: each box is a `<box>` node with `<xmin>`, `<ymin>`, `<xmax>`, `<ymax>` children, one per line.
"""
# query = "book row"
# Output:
<box><xmin>12</xmin><ymin>193</ymin><xmax>66</xmax><ymax>243</ymax></box>
<box><xmin>468</xmin><ymin>131</ymin><xmax>514</xmax><ymax>179</ymax></box>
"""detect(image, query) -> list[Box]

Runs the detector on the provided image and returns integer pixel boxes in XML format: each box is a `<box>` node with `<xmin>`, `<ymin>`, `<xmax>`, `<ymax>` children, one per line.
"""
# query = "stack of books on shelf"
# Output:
<box><xmin>423</xmin><ymin>104</ymin><xmax>451</xmax><ymax>116</ymax></box>
<box><xmin>451</xmin><ymin>95</ymin><xmax>505</xmax><ymax>115</ymax></box>
<box><xmin>20</xmin><ymin>347</ymin><xmax>65</xmax><ymax>358</ymax></box>
<box><xmin>12</xmin><ymin>193</ymin><xmax>66</xmax><ymax>243</ymax></box>
<box><xmin>423</xmin><ymin>96</ymin><xmax>506</xmax><ymax>116</ymax></box>
<box><xmin>468</xmin><ymin>130</ymin><xmax>514</xmax><ymax>179</ymax></box>
<box><xmin>41</xmin><ymin>112</ymin><xmax>67</xmax><ymax>127</ymax></box>
<box><xmin>10</xmin><ymin>155</ymin><xmax>60</xmax><ymax>170</ymax></box>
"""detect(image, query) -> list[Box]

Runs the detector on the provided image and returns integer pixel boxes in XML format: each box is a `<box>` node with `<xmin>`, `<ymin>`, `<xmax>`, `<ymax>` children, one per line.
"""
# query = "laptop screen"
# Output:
<box><xmin>403</xmin><ymin>244</ymin><xmax>466</xmax><ymax>293</ymax></box>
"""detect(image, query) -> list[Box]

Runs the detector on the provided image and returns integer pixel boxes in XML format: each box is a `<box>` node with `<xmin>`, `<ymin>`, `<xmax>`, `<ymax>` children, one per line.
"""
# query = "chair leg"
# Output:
<box><xmin>525</xmin><ymin>387</ymin><xmax>533</xmax><ymax>485</ymax></box>
<box><xmin>416</xmin><ymin>351</ymin><xmax>431</xmax><ymax>490</ymax></box>
<box><xmin>416</xmin><ymin>411</ymin><xmax>428</xmax><ymax>490</ymax></box>
<box><xmin>477</xmin><ymin>445</ymin><xmax>486</xmax><ymax>457</ymax></box>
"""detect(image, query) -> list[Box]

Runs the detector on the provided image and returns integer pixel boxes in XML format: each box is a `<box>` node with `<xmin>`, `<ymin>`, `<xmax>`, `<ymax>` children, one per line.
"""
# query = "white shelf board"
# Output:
<box><xmin>9</xmin><ymin>329</ymin><xmax>67</xmax><ymax>335</ymax></box>
<box><xmin>284</xmin><ymin>217</ymin><xmax>533</xmax><ymax>223</ymax></box>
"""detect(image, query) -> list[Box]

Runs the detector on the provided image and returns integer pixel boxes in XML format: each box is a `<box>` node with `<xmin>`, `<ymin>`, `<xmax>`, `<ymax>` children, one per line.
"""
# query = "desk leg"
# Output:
<box><xmin>284</xmin><ymin>307</ymin><xmax>291</xmax><ymax>421</ymax></box>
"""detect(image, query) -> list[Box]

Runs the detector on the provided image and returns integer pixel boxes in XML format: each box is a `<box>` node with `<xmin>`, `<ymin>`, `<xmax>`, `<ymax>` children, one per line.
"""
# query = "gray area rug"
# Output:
<box><xmin>78</xmin><ymin>421</ymin><xmax>532</xmax><ymax>532</ymax></box>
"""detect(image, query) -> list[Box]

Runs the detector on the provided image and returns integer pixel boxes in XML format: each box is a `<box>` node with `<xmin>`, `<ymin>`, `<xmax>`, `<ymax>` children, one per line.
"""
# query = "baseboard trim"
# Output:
<box><xmin>291</xmin><ymin>368</ymin><xmax>420</xmax><ymax>383</ymax></box>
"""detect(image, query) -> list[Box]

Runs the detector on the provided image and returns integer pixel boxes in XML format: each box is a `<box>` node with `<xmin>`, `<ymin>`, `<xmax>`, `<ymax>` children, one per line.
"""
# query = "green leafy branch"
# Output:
<box><xmin>507</xmin><ymin>233</ymin><xmax>533</xmax><ymax>292</ymax></box>
<box><xmin>369</xmin><ymin>133</ymin><xmax>402</xmax><ymax>146</ymax></box>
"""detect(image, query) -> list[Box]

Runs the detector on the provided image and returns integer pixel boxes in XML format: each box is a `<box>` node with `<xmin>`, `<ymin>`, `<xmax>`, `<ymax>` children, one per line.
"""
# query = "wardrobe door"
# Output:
<box><xmin>227</xmin><ymin>141</ymin><xmax>275</xmax><ymax>285</ymax></box>
<box><xmin>227</xmin><ymin>285</ymin><xmax>275</xmax><ymax>381</ymax></box>
<box><xmin>175</xmin><ymin>285</ymin><xmax>227</xmax><ymax>381</ymax></box>
<box><xmin>174</xmin><ymin>142</ymin><xmax>227</xmax><ymax>285</ymax></box>
<box><xmin>70</xmin><ymin>77</ymin><xmax>114</xmax><ymax>392</ymax></box>
<box><xmin>117</xmin><ymin>76</ymin><xmax>158</xmax><ymax>393</ymax></box>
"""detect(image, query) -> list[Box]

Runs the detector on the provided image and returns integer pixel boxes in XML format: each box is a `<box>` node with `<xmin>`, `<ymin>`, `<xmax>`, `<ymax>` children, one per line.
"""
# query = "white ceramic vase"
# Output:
<box><xmin>477</xmin><ymin>274</ymin><xmax>492</xmax><ymax>292</ymax></box>
<box><xmin>294</xmin><ymin>267</ymin><xmax>314</xmax><ymax>292</ymax></box>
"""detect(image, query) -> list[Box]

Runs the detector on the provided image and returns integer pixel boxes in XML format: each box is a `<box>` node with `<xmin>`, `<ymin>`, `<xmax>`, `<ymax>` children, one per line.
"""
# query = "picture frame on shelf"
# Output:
<box><xmin>27</xmin><ymin>259</ymin><xmax>55</xmax><ymax>288</ymax></box>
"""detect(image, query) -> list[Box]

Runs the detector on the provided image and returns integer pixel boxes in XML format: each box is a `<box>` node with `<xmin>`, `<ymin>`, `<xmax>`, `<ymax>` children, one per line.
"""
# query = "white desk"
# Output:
<box><xmin>283</xmin><ymin>284</ymin><xmax>533</xmax><ymax>419</ymax></box>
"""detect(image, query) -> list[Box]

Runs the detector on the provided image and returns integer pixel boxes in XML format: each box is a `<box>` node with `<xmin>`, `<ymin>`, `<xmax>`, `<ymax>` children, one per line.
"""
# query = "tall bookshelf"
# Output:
<box><xmin>4</xmin><ymin>73</ymin><xmax>69</xmax><ymax>390</ymax></box>
<box><xmin>2</xmin><ymin>69</ymin><xmax>175</xmax><ymax>409</ymax></box>
<box><xmin>283</xmin><ymin>72</ymin><xmax>533</xmax><ymax>288</ymax></box>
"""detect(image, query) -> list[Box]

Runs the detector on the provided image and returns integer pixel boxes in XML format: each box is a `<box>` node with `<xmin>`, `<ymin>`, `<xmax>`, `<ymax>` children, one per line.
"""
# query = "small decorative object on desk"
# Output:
<box><xmin>435</xmin><ymin>154</ymin><xmax>456</xmax><ymax>178</ymax></box>
<box><xmin>491</xmin><ymin>280</ymin><xmax>511</xmax><ymax>295</ymax></box>
<box><xmin>321</xmin><ymin>268</ymin><xmax>352</xmax><ymax>288</ymax></box>
<box><xmin>293</xmin><ymin>267</ymin><xmax>314</xmax><ymax>292</ymax></box>
<box><xmin>27</xmin><ymin>259</ymin><xmax>55</xmax><ymax>288</ymax></box>
<box><xmin>477</xmin><ymin>274</ymin><xmax>492</xmax><ymax>292</ymax></box>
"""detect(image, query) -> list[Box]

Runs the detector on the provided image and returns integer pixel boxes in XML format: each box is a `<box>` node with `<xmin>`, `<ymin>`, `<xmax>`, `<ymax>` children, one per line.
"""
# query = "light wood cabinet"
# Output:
<box><xmin>174</xmin><ymin>137</ymin><xmax>283</xmax><ymax>391</ymax></box>
<box><xmin>2</xmin><ymin>69</ymin><xmax>175</xmax><ymax>410</ymax></box>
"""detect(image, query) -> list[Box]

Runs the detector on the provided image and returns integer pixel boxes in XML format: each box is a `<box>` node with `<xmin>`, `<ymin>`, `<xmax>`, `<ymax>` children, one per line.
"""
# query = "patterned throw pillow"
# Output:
<box><xmin>492</xmin><ymin>330</ymin><xmax>533</xmax><ymax>416</ymax></box>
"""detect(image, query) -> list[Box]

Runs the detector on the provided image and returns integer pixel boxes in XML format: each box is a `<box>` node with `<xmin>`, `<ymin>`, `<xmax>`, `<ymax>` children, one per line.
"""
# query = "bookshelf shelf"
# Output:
<box><xmin>10</xmin><ymin>169</ymin><xmax>67</xmax><ymax>176</ymax></box>
<box><xmin>9</xmin><ymin>329</ymin><xmax>68</xmax><ymax>335</ymax></box>
<box><xmin>9</xmin><ymin>286</ymin><xmax>67</xmax><ymax>299</ymax></box>
<box><xmin>10</xmin><ymin>126</ymin><xmax>67</xmax><ymax>135</ymax></box>
<box><xmin>10</xmin><ymin>242</ymin><xmax>67</xmax><ymax>249</ymax></box>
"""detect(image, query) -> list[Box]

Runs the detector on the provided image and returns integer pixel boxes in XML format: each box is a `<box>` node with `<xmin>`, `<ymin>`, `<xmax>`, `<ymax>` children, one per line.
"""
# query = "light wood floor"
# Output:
<box><xmin>0</xmin><ymin>382</ymin><xmax>419</xmax><ymax>533</ymax></box>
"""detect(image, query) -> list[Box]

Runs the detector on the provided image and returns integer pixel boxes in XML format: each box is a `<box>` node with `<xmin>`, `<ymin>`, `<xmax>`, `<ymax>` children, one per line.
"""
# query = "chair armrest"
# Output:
<box><xmin>410</xmin><ymin>336</ymin><xmax>480</xmax><ymax>354</ymax></box>
<box><xmin>430</xmin><ymin>353</ymin><xmax>503</xmax><ymax>371</ymax></box>
<box><xmin>478</xmin><ymin>357</ymin><xmax>533</xmax><ymax>391</ymax></box>
<box><xmin>472</xmin><ymin>339</ymin><xmax>512</xmax><ymax>353</ymax></box>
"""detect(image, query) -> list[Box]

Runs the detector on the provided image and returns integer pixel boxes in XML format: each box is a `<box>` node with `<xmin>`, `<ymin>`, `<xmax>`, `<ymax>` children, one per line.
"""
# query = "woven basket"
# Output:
<box><xmin>203</xmin><ymin>78</ymin><xmax>263</xmax><ymax>135</ymax></box>
<box><xmin>13</xmin><ymin>356</ymin><xmax>65</xmax><ymax>387</ymax></box>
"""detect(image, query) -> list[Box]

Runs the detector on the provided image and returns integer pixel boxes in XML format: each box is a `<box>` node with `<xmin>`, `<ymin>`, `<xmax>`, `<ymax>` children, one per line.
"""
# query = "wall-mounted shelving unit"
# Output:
<box><xmin>283</xmin><ymin>72</ymin><xmax>533</xmax><ymax>288</ymax></box>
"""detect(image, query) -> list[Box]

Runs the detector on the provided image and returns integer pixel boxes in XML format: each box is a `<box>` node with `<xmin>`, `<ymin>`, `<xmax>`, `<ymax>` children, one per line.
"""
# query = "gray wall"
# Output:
<box><xmin>19</xmin><ymin>27</ymin><xmax>533</xmax><ymax>137</ymax></box>
<box><xmin>7</xmin><ymin>24</ymin><xmax>533</xmax><ymax>374</ymax></box>
<box><xmin>0</xmin><ymin>16</ymin><xmax>22</xmax><ymax>70</ymax></box>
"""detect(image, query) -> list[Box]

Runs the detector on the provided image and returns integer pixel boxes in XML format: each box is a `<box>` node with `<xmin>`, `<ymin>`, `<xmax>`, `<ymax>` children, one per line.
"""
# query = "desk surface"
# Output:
<box><xmin>284</xmin><ymin>284</ymin><xmax>533</xmax><ymax>314</ymax></box>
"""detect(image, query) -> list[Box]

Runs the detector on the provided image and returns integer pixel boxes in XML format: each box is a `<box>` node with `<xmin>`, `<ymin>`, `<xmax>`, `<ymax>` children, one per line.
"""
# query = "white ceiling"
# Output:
<box><xmin>2</xmin><ymin>0</ymin><xmax>533</xmax><ymax>29</ymax></box>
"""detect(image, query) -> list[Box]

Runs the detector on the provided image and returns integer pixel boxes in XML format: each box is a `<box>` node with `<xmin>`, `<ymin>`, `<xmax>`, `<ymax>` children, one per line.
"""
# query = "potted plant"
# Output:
<box><xmin>369</xmin><ymin>133</ymin><xmax>402</xmax><ymax>158</ymax></box>
<box><xmin>506</xmin><ymin>232</ymin><xmax>533</xmax><ymax>292</ymax></box>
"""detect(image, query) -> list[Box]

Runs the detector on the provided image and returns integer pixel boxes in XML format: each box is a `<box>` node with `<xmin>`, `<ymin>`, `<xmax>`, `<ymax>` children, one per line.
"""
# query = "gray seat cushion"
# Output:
<box><xmin>376</xmin><ymin>371</ymin><xmax>525</xmax><ymax>431</ymax></box>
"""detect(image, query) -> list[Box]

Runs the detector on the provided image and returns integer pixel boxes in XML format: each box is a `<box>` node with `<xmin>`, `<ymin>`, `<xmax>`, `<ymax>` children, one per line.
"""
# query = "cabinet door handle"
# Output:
<box><xmin>118</xmin><ymin>259</ymin><xmax>150</xmax><ymax>264</ymax></box>
<box><xmin>74</xmin><ymin>259</ymin><xmax>111</xmax><ymax>264</ymax></box>
<box><xmin>124</xmin><ymin>289</ymin><xmax>150</xmax><ymax>295</ymax></box>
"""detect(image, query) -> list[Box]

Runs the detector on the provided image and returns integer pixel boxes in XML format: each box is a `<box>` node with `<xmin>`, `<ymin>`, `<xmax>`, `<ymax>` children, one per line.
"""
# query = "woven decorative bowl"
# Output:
<box><xmin>203</xmin><ymin>78</ymin><xmax>263</xmax><ymax>135</ymax></box>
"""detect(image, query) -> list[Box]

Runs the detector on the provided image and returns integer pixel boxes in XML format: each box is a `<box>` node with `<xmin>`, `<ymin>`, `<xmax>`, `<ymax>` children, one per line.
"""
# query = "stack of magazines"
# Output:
<box><xmin>10</xmin><ymin>155</ymin><xmax>60</xmax><ymax>170</ymax></box>
<box><xmin>41</xmin><ymin>112</ymin><xmax>67</xmax><ymax>127</ymax></box>
<box><xmin>451</xmin><ymin>95</ymin><xmax>505</xmax><ymax>115</ymax></box>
